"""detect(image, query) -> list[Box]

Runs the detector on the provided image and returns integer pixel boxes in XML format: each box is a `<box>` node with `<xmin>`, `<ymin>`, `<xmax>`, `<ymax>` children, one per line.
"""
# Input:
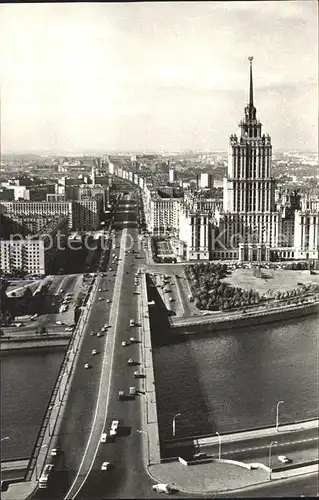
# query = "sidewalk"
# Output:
<box><xmin>148</xmin><ymin>460</ymin><xmax>319</xmax><ymax>494</ymax></box>
<box><xmin>145</xmin><ymin>419</ymin><xmax>319</xmax><ymax>495</ymax></box>
<box><xmin>149</xmin><ymin>460</ymin><xmax>268</xmax><ymax>494</ymax></box>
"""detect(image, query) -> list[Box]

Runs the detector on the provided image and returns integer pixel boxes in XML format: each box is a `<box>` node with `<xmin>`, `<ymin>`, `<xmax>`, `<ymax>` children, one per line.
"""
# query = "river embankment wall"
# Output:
<box><xmin>0</xmin><ymin>334</ymin><xmax>70</xmax><ymax>352</ymax></box>
<box><xmin>170</xmin><ymin>301</ymin><xmax>319</xmax><ymax>334</ymax></box>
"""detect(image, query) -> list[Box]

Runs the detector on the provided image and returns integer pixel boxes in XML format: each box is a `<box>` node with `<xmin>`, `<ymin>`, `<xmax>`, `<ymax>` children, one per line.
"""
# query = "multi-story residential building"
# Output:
<box><xmin>169</xmin><ymin>165</ymin><xmax>176</xmax><ymax>183</ymax></box>
<box><xmin>0</xmin><ymin>215</ymin><xmax>68</xmax><ymax>275</ymax></box>
<box><xmin>71</xmin><ymin>199</ymin><xmax>102</xmax><ymax>230</ymax></box>
<box><xmin>0</xmin><ymin>199</ymin><xmax>101</xmax><ymax>231</ymax></box>
<box><xmin>147</xmin><ymin>191</ymin><xmax>182</xmax><ymax>236</ymax></box>
<box><xmin>199</xmin><ymin>172</ymin><xmax>214</xmax><ymax>190</ymax></box>
<box><xmin>179</xmin><ymin>206</ymin><xmax>211</xmax><ymax>260</ymax></box>
<box><xmin>294</xmin><ymin>211</ymin><xmax>319</xmax><ymax>259</ymax></box>
<box><xmin>8</xmin><ymin>215</ymin><xmax>57</xmax><ymax>236</ymax></box>
<box><xmin>0</xmin><ymin>201</ymin><xmax>72</xmax><ymax>228</ymax></box>
<box><xmin>78</xmin><ymin>185</ymin><xmax>109</xmax><ymax>211</ymax></box>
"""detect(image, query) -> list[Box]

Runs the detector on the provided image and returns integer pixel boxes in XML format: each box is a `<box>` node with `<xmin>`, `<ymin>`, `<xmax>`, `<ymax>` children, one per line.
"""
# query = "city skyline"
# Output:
<box><xmin>1</xmin><ymin>1</ymin><xmax>318</xmax><ymax>154</ymax></box>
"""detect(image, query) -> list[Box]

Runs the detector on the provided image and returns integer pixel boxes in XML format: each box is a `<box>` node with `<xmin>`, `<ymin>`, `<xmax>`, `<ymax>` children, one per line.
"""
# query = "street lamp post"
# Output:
<box><xmin>268</xmin><ymin>441</ymin><xmax>278</xmax><ymax>480</ymax></box>
<box><xmin>276</xmin><ymin>400</ymin><xmax>284</xmax><ymax>432</ymax></box>
<box><xmin>216</xmin><ymin>432</ymin><xmax>222</xmax><ymax>460</ymax></box>
<box><xmin>172</xmin><ymin>412</ymin><xmax>181</xmax><ymax>437</ymax></box>
<box><xmin>137</xmin><ymin>430</ymin><xmax>150</xmax><ymax>466</ymax></box>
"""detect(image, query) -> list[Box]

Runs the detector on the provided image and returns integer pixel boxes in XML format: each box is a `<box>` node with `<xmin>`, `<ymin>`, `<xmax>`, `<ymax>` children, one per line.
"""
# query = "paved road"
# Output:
<box><xmin>74</xmin><ymin>194</ymin><xmax>160</xmax><ymax>500</ymax></box>
<box><xmin>195</xmin><ymin>428</ymin><xmax>319</xmax><ymax>464</ymax></box>
<box><xmin>30</xmin><ymin>193</ymin><xmax>157</xmax><ymax>499</ymax></box>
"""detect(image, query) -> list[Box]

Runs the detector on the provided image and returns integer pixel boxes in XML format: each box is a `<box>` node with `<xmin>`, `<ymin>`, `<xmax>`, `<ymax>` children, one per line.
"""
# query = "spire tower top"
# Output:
<box><xmin>248</xmin><ymin>56</ymin><xmax>254</xmax><ymax>107</ymax></box>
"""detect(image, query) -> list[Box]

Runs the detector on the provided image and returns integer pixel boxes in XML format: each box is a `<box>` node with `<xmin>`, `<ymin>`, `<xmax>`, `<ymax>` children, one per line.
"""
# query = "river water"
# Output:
<box><xmin>151</xmin><ymin>314</ymin><xmax>319</xmax><ymax>442</ymax></box>
<box><xmin>1</xmin><ymin>347</ymin><xmax>65</xmax><ymax>461</ymax></box>
<box><xmin>1</xmin><ymin>314</ymin><xmax>318</xmax><ymax>461</ymax></box>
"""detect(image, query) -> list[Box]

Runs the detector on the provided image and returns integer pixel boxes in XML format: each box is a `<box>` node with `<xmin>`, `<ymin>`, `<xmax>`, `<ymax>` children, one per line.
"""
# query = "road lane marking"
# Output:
<box><xmin>66</xmin><ymin>228</ymin><xmax>127</xmax><ymax>499</ymax></box>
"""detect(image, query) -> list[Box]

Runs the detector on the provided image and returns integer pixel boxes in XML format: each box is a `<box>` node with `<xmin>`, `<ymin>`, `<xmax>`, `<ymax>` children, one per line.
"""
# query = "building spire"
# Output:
<box><xmin>248</xmin><ymin>56</ymin><xmax>254</xmax><ymax>107</ymax></box>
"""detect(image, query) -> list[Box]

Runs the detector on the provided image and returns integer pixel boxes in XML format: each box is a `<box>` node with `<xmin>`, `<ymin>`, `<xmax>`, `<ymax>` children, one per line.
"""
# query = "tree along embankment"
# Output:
<box><xmin>0</xmin><ymin>333</ymin><xmax>71</xmax><ymax>351</ymax></box>
<box><xmin>170</xmin><ymin>300</ymin><xmax>319</xmax><ymax>334</ymax></box>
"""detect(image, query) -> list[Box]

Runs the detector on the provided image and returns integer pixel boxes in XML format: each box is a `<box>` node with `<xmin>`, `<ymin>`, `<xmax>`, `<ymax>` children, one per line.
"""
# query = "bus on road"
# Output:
<box><xmin>38</xmin><ymin>464</ymin><xmax>54</xmax><ymax>489</ymax></box>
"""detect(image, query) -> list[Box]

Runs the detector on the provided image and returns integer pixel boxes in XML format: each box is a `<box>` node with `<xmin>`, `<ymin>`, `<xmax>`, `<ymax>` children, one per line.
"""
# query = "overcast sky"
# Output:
<box><xmin>1</xmin><ymin>1</ymin><xmax>318</xmax><ymax>154</ymax></box>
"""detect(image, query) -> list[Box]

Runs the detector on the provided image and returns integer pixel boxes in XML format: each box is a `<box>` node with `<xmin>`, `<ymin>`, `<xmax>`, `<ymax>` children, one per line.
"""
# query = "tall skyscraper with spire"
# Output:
<box><xmin>224</xmin><ymin>56</ymin><xmax>275</xmax><ymax>213</ymax></box>
<box><xmin>214</xmin><ymin>57</ymin><xmax>280</xmax><ymax>261</ymax></box>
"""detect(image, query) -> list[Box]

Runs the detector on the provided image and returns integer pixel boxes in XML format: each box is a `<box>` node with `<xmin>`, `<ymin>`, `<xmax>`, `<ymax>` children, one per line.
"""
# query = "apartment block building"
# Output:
<box><xmin>0</xmin><ymin>200</ymin><xmax>101</xmax><ymax>231</ymax></box>
<box><xmin>0</xmin><ymin>215</ymin><xmax>69</xmax><ymax>275</ymax></box>
<box><xmin>147</xmin><ymin>194</ymin><xmax>182</xmax><ymax>236</ymax></box>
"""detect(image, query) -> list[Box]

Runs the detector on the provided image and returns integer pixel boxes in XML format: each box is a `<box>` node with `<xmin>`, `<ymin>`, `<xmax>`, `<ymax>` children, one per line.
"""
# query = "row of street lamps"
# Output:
<box><xmin>171</xmin><ymin>400</ymin><xmax>284</xmax><ymax>471</ymax></box>
<box><xmin>172</xmin><ymin>401</ymin><xmax>285</xmax><ymax>439</ymax></box>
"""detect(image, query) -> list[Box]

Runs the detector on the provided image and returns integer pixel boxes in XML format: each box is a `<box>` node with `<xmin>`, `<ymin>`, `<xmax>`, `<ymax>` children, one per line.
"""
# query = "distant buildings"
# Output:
<box><xmin>199</xmin><ymin>172</ymin><xmax>214</xmax><ymax>190</ymax></box>
<box><xmin>168</xmin><ymin>164</ymin><xmax>176</xmax><ymax>183</ymax></box>
<box><xmin>0</xmin><ymin>63</ymin><xmax>318</xmax><ymax>269</ymax></box>
<box><xmin>0</xmin><ymin>215</ymin><xmax>68</xmax><ymax>275</ymax></box>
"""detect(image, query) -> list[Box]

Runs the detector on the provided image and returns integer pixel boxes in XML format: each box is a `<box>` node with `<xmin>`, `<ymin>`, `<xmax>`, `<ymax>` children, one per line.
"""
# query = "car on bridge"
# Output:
<box><xmin>110</xmin><ymin>420</ymin><xmax>119</xmax><ymax>437</ymax></box>
<box><xmin>100</xmin><ymin>432</ymin><xmax>108</xmax><ymax>443</ymax></box>
<box><xmin>101</xmin><ymin>462</ymin><xmax>110</xmax><ymax>471</ymax></box>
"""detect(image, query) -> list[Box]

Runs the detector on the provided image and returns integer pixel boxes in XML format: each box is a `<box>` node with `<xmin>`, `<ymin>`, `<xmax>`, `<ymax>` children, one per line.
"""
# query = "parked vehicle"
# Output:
<box><xmin>152</xmin><ymin>484</ymin><xmax>174</xmax><ymax>494</ymax></box>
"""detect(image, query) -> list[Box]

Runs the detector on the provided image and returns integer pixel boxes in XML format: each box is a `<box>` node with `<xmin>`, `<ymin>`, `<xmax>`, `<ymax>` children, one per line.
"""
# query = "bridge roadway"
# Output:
<box><xmin>69</xmin><ymin>200</ymin><xmax>161</xmax><ymax>499</ymax></box>
<box><xmin>30</xmin><ymin>193</ymin><xmax>160</xmax><ymax>499</ymax></box>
